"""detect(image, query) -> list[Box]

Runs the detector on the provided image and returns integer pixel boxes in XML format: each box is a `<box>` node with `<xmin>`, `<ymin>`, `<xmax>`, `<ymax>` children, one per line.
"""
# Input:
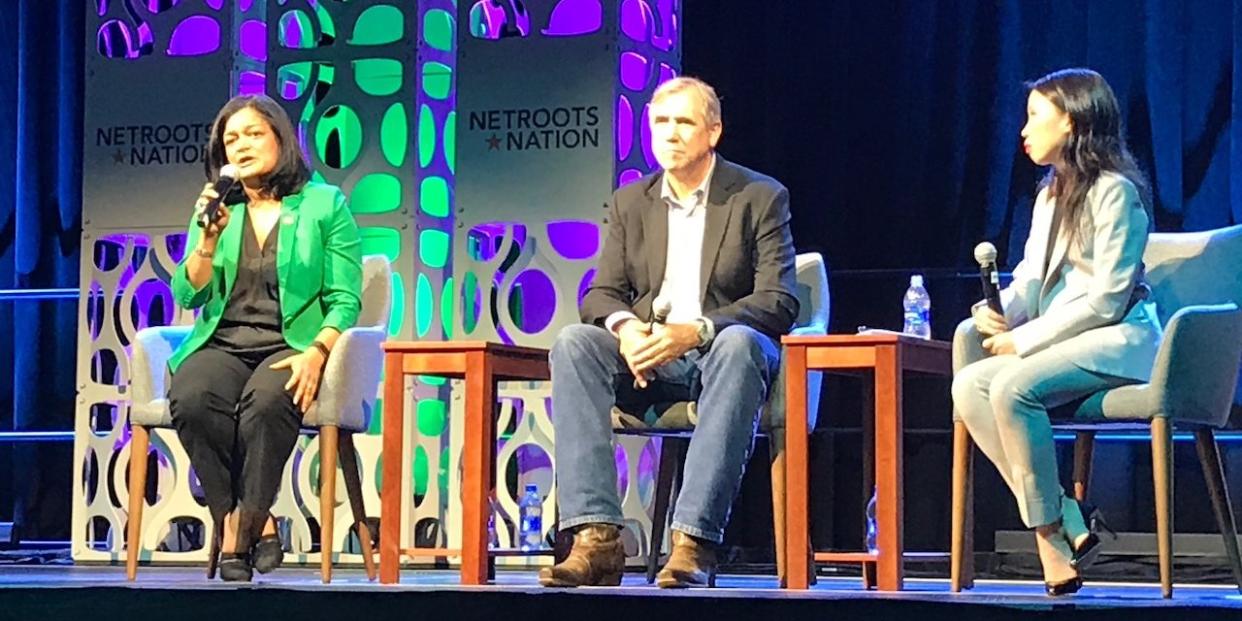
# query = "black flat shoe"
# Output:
<box><xmin>252</xmin><ymin>534</ymin><xmax>284</xmax><ymax>574</ymax></box>
<box><xmin>218</xmin><ymin>552</ymin><xmax>253</xmax><ymax>582</ymax></box>
<box><xmin>1045</xmin><ymin>576</ymin><xmax>1083</xmax><ymax>596</ymax></box>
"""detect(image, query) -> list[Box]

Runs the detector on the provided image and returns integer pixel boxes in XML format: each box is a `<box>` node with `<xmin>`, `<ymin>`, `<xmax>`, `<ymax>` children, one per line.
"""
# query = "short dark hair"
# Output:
<box><xmin>204</xmin><ymin>94</ymin><xmax>310</xmax><ymax>201</ymax></box>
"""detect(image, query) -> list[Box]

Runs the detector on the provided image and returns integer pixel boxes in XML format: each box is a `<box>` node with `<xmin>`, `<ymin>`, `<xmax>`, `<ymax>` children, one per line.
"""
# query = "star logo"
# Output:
<box><xmin>112</xmin><ymin>149</ymin><xmax>126</xmax><ymax>164</ymax></box>
<box><xmin>485</xmin><ymin>133</ymin><xmax>502</xmax><ymax>151</ymax></box>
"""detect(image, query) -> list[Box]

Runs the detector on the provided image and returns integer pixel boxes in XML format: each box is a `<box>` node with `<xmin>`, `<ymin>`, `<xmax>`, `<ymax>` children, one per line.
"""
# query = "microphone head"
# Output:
<box><xmin>973</xmin><ymin>242</ymin><xmax>998</xmax><ymax>267</ymax></box>
<box><xmin>652</xmin><ymin>294</ymin><xmax>673</xmax><ymax>321</ymax></box>
<box><xmin>218</xmin><ymin>164</ymin><xmax>239</xmax><ymax>182</ymax></box>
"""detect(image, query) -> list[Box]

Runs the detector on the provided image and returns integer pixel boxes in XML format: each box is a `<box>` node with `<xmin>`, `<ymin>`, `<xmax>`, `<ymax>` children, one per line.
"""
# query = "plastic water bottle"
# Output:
<box><xmin>902</xmin><ymin>274</ymin><xmax>931</xmax><ymax>339</ymax></box>
<box><xmin>865</xmin><ymin>486</ymin><xmax>879</xmax><ymax>553</ymax></box>
<box><xmin>487</xmin><ymin>494</ymin><xmax>500</xmax><ymax>549</ymax></box>
<box><xmin>518</xmin><ymin>484</ymin><xmax>543</xmax><ymax>551</ymax></box>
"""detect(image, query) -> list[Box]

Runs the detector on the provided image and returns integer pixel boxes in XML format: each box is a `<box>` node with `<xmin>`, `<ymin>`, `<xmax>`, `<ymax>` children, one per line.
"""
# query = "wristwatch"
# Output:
<box><xmin>694</xmin><ymin>318</ymin><xmax>712</xmax><ymax>347</ymax></box>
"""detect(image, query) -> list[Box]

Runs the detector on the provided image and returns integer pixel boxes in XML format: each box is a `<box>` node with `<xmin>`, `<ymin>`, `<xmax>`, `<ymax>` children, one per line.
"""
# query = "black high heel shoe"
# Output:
<box><xmin>252</xmin><ymin>533</ymin><xmax>284</xmax><ymax>574</ymax></box>
<box><xmin>1045</xmin><ymin>576</ymin><xmax>1083</xmax><ymax>597</ymax></box>
<box><xmin>1063</xmin><ymin>498</ymin><xmax>1116</xmax><ymax>570</ymax></box>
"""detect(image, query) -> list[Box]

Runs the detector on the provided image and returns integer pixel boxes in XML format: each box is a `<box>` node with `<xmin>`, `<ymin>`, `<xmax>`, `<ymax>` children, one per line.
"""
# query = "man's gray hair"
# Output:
<box><xmin>651</xmin><ymin>76</ymin><xmax>721</xmax><ymax>127</ymax></box>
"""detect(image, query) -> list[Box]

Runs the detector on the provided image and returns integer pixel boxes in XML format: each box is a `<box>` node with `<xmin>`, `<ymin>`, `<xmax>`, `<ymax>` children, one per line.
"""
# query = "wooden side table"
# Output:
<box><xmin>378</xmin><ymin>341</ymin><xmax>550</xmax><ymax>585</ymax></box>
<box><xmin>781</xmin><ymin>333</ymin><xmax>952</xmax><ymax>590</ymax></box>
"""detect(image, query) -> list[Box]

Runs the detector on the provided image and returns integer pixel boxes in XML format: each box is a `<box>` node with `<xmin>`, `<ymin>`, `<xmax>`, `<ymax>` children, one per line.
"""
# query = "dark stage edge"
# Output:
<box><xmin>0</xmin><ymin>566</ymin><xmax>1240</xmax><ymax>621</ymax></box>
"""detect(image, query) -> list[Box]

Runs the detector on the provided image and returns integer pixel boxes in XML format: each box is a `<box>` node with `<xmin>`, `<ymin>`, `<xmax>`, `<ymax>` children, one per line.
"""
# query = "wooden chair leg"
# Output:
<box><xmin>1072</xmin><ymin>431</ymin><xmax>1096</xmax><ymax>502</ymax></box>
<box><xmin>319</xmin><ymin>425</ymin><xmax>340</xmax><ymax>584</ymax></box>
<box><xmin>206</xmin><ymin>518</ymin><xmax>221</xmax><ymax>579</ymax></box>
<box><xmin>647</xmin><ymin>437</ymin><xmax>683</xmax><ymax>584</ymax></box>
<box><xmin>339</xmin><ymin>431</ymin><xmax>377</xmax><ymax>581</ymax></box>
<box><xmin>1151</xmin><ymin>417</ymin><xmax>1174</xmax><ymax>599</ymax></box>
<box><xmin>769</xmin><ymin>432</ymin><xmax>788</xmax><ymax>585</ymax></box>
<box><xmin>126</xmin><ymin>425</ymin><xmax>150</xmax><ymax>581</ymax></box>
<box><xmin>950</xmin><ymin>420</ymin><xmax>975</xmax><ymax>592</ymax></box>
<box><xmin>1194</xmin><ymin>429</ymin><xmax>1242</xmax><ymax>593</ymax></box>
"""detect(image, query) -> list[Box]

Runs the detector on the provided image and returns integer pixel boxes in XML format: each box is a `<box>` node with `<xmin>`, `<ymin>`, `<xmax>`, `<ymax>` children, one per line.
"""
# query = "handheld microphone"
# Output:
<box><xmin>650</xmin><ymin>294</ymin><xmax>673</xmax><ymax>327</ymax></box>
<box><xmin>634</xmin><ymin>295</ymin><xmax>674</xmax><ymax>389</ymax></box>
<box><xmin>973</xmin><ymin>242</ymin><xmax>1004</xmax><ymax>315</ymax></box>
<box><xmin>200</xmin><ymin>164</ymin><xmax>239</xmax><ymax>227</ymax></box>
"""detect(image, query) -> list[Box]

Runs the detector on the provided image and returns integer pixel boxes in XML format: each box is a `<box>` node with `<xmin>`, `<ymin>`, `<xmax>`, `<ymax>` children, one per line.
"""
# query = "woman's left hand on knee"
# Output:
<box><xmin>270</xmin><ymin>350</ymin><xmax>326</xmax><ymax>413</ymax></box>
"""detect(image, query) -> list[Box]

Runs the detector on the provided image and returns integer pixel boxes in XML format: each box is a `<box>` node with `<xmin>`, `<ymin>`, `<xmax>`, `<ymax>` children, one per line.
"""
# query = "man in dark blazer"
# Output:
<box><xmin>539</xmin><ymin>77</ymin><xmax>798</xmax><ymax>588</ymax></box>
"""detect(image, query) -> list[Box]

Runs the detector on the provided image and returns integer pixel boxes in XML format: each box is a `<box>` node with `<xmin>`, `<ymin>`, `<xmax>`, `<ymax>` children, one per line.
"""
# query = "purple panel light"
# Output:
<box><xmin>97</xmin><ymin>20</ymin><xmax>137</xmax><ymax>59</ymax></box>
<box><xmin>546</xmin><ymin>220</ymin><xmax>599</xmax><ymax>260</ymax></box>
<box><xmin>617</xmin><ymin>168</ymin><xmax>643</xmax><ymax>186</ymax></box>
<box><xmin>241</xmin><ymin>0</ymin><xmax>255</xmax><ymax>11</ymax></box>
<box><xmin>619</xmin><ymin>51</ymin><xmax>649</xmax><ymax>91</ymax></box>
<box><xmin>640</xmin><ymin>103</ymin><xmax>656</xmax><ymax>169</ymax></box>
<box><xmin>240</xmin><ymin>20</ymin><xmax>267</xmax><ymax>62</ymax></box>
<box><xmin>147</xmin><ymin>0</ymin><xmax>182</xmax><ymax>12</ymax></box>
<box><xmin>658</xmin><ymin>62</ymin><xmax>676</xmax><ymax>85</ymax></box>
<box><xmin>238</xmin><ymin>71</ymin><xmax>265</xmax><ymax>95</ymax></box>
<box><xmin>205</xmin><ymin>0</ymin><xmax>224</xmax><ymax>10</ymax></box>
<box><xmin>620</xmin><ymin>0</ymin><xmax>650</xmax><ymax>42</ymax></box>
<box><xmin>542</xmin><ymin>0</ymin><xmax>603</xmax><ymax>36</ymax></box>
<box><xmin>578</xmin><ymin>268</ymin><xmax>596</xmax><ymax>305</ymax></box>
<box><xmin>651</xmin><ymin>0</ymin><xmax>678</xmax><ymax>52</ymax></box>
<box><xmin>96</xmin><ymin>1</ymin><xmax>108</xmax><ymax>16</ymax></box>
<box><xmin>615</xmin><ymin>95</ymin><xmax>633</xmax><ymax>160</ymax></box>
<box><xmin>167</xmin><ymin>16</ymin><xmax>220</xmax><ymax>56</ymax></box>
<box><xmin>510</xmin><ymin>270</ymin><xmax>556</xmax><ymax>334</ymax></box>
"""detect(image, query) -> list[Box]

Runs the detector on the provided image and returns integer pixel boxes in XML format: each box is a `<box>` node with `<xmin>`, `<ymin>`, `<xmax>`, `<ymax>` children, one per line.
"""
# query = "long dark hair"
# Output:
<box><xmin>204</xmin><ymin>94</ymin><xmax>310</xmax><ymax>202</ymax></box>
<box><xmin>1026</xmin><ymin>68</ymin><xmax>1151</xmax><ymax>243</ymax></box>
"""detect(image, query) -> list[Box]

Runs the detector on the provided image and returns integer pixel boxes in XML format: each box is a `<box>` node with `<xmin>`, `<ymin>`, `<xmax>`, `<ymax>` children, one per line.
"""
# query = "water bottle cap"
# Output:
<box><xmin>910</xmin><ymin>274</ymin><xmax>924</xmax><ymax>287</ymax></box>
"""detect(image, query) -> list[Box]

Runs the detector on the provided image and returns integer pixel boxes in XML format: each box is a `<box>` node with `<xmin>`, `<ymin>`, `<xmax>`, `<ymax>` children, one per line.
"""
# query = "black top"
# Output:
<box><xmin>208</xmin><ymin>208</ymin><xmax>286</xmax><ymax>356</ymax></box>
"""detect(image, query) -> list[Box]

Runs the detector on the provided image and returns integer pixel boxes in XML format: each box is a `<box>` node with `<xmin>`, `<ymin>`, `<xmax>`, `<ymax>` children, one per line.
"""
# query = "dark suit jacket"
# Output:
<box><xmin>580</xmin><ymin>156</ymin><xmax>799</xmax><ymax>339</ymax></box>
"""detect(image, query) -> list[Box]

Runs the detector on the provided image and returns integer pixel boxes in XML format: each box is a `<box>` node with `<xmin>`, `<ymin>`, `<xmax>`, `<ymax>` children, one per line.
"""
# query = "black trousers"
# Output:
<box><xmin>168</xmin><ymin>346</ymin><xmax>301</xmax><ymax>524</ymax></box>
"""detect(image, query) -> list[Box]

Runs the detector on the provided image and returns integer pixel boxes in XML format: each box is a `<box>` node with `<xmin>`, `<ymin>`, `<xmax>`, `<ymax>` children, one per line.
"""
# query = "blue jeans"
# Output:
<box><xmin>550</xmin><ymin>323</ymin><xmax>780</xmax><ymax>543</ymax></box>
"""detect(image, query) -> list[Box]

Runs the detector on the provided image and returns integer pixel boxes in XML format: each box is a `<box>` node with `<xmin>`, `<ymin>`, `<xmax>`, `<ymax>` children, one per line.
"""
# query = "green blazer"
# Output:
<box><xmin>168</xmin><ymin>181</ymin><xmax>363</xmax><ymax>373</ymax></box>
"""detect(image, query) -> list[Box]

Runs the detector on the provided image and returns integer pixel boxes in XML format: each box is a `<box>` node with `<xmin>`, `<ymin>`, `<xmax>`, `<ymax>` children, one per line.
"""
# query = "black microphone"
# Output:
<box><xmin>633</xmin><ymin>295</ymin><xmax>673</xmax><ymax>389</ymax></box>
<box><xmin>973</xmin><ymin>242</ymin><xmax>1004</xmax><ymax>315</ymax></box>
<box><xmin>199</xmin><ymin>164</ymin><xmax>239</xmax><ymax>227</ymax></box>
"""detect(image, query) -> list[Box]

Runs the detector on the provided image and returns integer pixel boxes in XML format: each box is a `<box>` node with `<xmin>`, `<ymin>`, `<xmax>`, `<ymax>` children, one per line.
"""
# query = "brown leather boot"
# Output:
<box><xmin>656</xmin><ymin>530</ymin><xmax>717</xmax><ymax>588</ymax></box>
<box><xmin>538</xmin><ymin>524</ymin><xmax>624</xmax><ymax>587</ymax></box>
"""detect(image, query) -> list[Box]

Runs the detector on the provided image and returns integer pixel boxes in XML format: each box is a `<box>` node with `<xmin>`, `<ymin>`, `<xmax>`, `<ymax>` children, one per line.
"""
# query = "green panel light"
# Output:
<box><xmin>278</xmin><ymin>10</ymin><xmax>315</xmax><ymax>49</ymax></box>
<box><xmin>276</xmin><ymin>61</ymin><xmax>313</xmax><ymax>100</ymax></box>
<box><xmin>441</xmin><ymin>276</ymin><xmax>455</xmax><ymax>339</ymax></box>
<box><xmin>413</xmin><ymin>445</ymin><xmax>429</xmax><ymax>496</ymax></box>
<box><xmin>315</xmin><ymin>104</ymin><xmax>363</xmax><ymax>169</ymax></box>
<box><xmin>419</xmin><ymin>375</ymin><xmax>447</xmax><ymax>386</ymax></box>
<box><xmin>422</xmin><ymin>62</ymin><xmax>452</xmax><ymax>101</ymax></box>
<box><xmin>360</xmin><ymin>227</ymin><xmax>401</xmax><ymax>263</ymax></box>
<box><xmin>418</xmin><ymin>229</ymin><xmax>450</xmax><ymax>269</ymax></box>
<box><xmin>368</xmin><ymin>398</ymin><xmax>383</xmax><ymax>435</ymax></box>
<box><xmin>423</xmin><ymin>9</ymin><xmax>455</xmax><ymax>52</ymax></box>
<box><xmin>416</xmin><ymin>399</ymin><xmax>447</xmax><ymax>436</ymax></box>
<box><xmin>419</xmin><ymin>176</ymin><xmax>450</xmax><ymax>218</ymax></box>
<box><xmin>439</xmin><ymin>449</ymin><xmax>449</xmax><ymax>495</ymax></box>
<box><xmin>314</xmin><ymin>2</ymin><xmax>335</xmax><ymax>40</ymax></box>
<box><xmin>351</xmin><ymin>4</ymin><xmax>404</xmax><ymax>45</ymax></box>
<box><xmin>381</xmin><ymin>103</ymin><xmax>407</xmax><ymax>167</ymax></box>
<box><xmin>416</xmin><ymin>273</ymin><xmax>433</xmax><ymax>337</ymax></box>
<box><xmin>418</xmin><ymin>104</ymin><xmax>436</xmax><ymax>169</ymax></box>
<box><xmin>444</xmin><ymin>111</ymin><xmax>456</xmax><ymax>174</ymax></box>
<box><xmin>462</xmin><ymin>271</ymin><xmax>479</xmax><ymax>333</ymax></box>
<box><xmin>389</xmin><ymin>271</ymin><xmax>405</xmax><ymax>338</ymax></box>
<box><xmin>350</xmin><ymin>173</ymin><xmax>401</xmax><ymax>214</ymax></box>
<box><xmin>354</xmin><ymin>58</ymin><xmax>403</xmax><ymax>97</ymax></box>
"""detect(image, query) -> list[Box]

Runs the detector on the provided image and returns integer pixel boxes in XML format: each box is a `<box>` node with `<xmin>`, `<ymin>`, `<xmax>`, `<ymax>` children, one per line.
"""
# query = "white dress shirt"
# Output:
<box><xmin>605</xmin><ymin>155</ymin><xmax>717</xmax><ymax>342</ymax></box>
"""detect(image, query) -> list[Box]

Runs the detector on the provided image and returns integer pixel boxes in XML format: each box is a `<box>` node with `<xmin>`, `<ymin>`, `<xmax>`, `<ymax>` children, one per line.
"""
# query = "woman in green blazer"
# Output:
<box><xmin>168</xmin><ymin>95</ymin><xmax>361</xmax><ymax>582</ymax></box>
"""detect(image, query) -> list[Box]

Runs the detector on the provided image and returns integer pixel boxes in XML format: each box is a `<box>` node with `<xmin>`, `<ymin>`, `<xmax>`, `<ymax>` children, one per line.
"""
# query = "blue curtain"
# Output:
<box><xmin>686</xmin><ymin>0</ymin><xmax>1242</xmax><ymax>269</ymax></box>
<box><xmin>0</xmin><ymin>0</ymin><xmax>82</xmax><ymax>541</ymax></box>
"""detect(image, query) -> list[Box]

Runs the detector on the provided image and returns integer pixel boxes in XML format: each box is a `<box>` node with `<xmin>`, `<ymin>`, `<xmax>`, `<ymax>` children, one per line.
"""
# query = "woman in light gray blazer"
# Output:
<box><xmin>952</xmin><ymin>68</ymin><xmax>1160</xmax><ymax>596</ymax></box>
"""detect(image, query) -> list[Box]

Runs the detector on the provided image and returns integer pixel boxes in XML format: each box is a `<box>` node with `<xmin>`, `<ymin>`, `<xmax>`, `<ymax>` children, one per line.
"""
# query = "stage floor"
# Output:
<box><xmin>1</xmin><ymin>565</ymin><xmax>1239</xmax><ymax>611</ymax></box>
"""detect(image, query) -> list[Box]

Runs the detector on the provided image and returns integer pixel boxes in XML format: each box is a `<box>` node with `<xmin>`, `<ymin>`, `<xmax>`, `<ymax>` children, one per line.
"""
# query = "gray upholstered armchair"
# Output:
<box><xmin>610</xmin><ymin>251</ymin><xmax>830</xmax><ymax>583</ymax></box>
<box><xmin>949</xmin><ymin>224</ymin><xmax>1242</xmax><ymax>598</ymax></box>
<box><xmin>125</xmin><ymin>254</ymin><xmax>392</xmax><ymax>583</ymax></box>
